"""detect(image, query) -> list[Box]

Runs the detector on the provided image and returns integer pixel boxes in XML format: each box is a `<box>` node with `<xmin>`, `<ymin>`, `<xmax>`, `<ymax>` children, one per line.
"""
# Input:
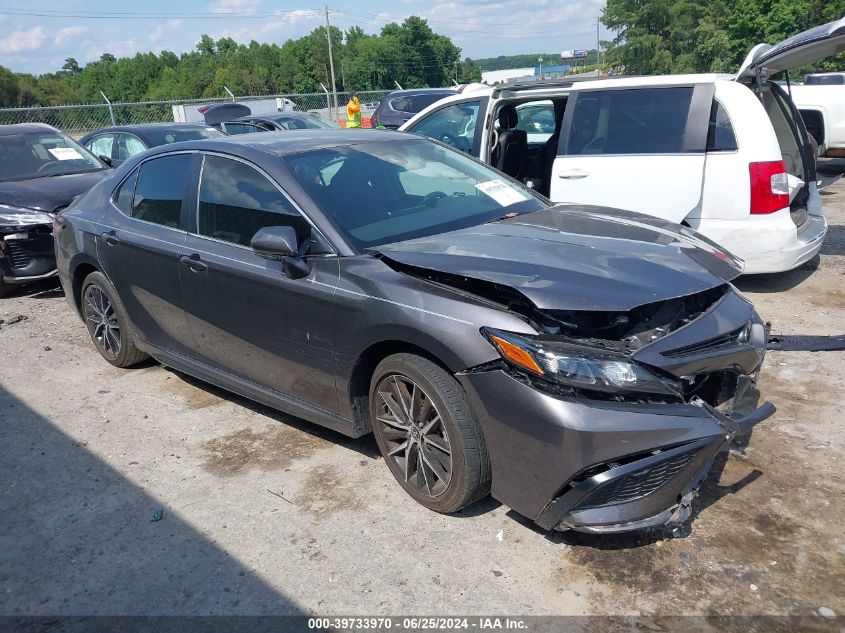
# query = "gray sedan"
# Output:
<box><xmin>55</xmin><ymin>130</ymin><xmax>774</xmax><ymax>533</ymax></box>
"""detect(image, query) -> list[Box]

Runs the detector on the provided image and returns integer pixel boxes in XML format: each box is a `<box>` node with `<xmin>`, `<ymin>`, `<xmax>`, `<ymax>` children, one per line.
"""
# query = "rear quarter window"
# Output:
<box><xmin>564</xmin><ymin>87</ymin><xmax>694</xmax><ymax>155</ymax></box>
<box><xmin>707</xmin><ymin>101</ymin><xmax>738</xmax><ymax>152</ymax></box>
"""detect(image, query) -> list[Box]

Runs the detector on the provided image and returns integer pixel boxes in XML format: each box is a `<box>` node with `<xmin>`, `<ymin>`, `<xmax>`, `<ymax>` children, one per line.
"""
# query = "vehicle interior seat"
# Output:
<box><xmin>491</xmin><ymin>105</ymin><xmax>527</xmax><ymax>180</ymax></box>
<box><xmin>321</xmin><ymin>156</ymin><xmax>391</xmax><ymax>229</ymax></box>
<box><xmin>535</xmin><ymin>100</ymin><xmax>567</xmax><ymax>197</ymax></box>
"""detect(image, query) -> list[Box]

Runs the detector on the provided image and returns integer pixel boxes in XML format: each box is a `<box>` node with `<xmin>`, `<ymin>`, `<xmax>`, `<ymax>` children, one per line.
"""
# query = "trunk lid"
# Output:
<box><xmin>736</xmin><ymin>17</ymin><xmax>845</xmax><ymax>81</ymax></box>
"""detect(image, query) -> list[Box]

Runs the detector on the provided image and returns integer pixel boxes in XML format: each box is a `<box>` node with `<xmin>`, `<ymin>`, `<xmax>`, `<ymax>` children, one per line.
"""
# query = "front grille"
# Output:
<box><xmin>5</xmin><ymin>240</ymin><xmax>31</xmax><ymax>270</ymax></box>
<box><xmin>573</xmin><ymin>449</ymin><xmax>697</xmax><ymax>510</ymax></box>
<box><xmin>663</xmin><ymin>326</ymin><xmax>746</xmax><ymax>358</ymax></box>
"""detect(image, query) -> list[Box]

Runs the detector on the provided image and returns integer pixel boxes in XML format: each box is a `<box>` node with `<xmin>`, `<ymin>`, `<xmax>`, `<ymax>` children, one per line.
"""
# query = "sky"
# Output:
<box><xmin>0</xmin><ymin>0</ymin><xmax>610</xmax><ymax>75</ymax></box>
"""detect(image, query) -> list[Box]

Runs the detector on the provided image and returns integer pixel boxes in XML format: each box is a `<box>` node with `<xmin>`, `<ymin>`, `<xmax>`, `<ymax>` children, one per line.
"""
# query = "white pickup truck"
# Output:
<box><xmin>789</xmin><ymin>73</ymin><xmax>845</xmax><ymax>157</ymax></box>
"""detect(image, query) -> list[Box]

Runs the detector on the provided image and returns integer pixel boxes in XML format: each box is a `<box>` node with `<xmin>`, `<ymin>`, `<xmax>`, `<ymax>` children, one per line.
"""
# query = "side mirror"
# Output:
<box><xmin>251</xmin><ymin>226</ymin><xmax>311</xmax><ymax>279</ymax></box>
<box><xmin>251</xmin><ymin>226</ymin><xmax>297</xmax><ymax>260</ymax></box>
<box><xmin>98</xmin><ymin>155</ymin><xmax>113</xmax><ymax>167</ymax></box>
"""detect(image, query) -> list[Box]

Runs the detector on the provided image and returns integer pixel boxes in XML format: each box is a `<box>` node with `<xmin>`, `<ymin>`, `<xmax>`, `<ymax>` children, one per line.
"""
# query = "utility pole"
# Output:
<box><xmin>596</xmin><ymin>17</ymin><xmax>601</xmax><ymax>70</ymax></box>
<box><xmin>454</xmin><ymin>60</ymin><xmax>459</xmax><ymax>84</ymax></box>
<box><xmin>538</xmin><ymin>57</ymin><xmax>543</xmax><ymax>79</ymax></box>
<box><xmin>325</xmin><ymin>5</ymin><xmax>339</xmax><ymax>122</ymax></box>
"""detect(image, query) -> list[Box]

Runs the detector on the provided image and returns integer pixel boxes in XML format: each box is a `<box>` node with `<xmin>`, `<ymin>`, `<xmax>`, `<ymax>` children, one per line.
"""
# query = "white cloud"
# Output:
<box><xmin>210</xmin><ymin>0</ymin><xmax>261</xmax><ymax>14</ymax></box>
<box><xmin>149</xmin><ymin>19</ymin><xmax>182</xmax><ymax>43</ymax></box>
<box><xmin>54</xmin><ymin>26</ymin><xmax>88</xmax><ymax>46</ymax></box>
<box><xmin>0</xmin><ymin>26</ymin><xmax>46</xmax><ymax>54</ymax></box>
<box><xmin>260</xmin><ymin>10</ymin><xmax>321</xmax><ymax>36</ymax></box>
<box><xmin>82</xmin><ymin>39</ymin><xmax>139</xmax><ymax>63</ymax></box>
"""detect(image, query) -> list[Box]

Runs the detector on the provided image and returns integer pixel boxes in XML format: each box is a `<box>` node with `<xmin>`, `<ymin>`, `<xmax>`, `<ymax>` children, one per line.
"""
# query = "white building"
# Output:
<box><xmin>481</xmin><ymin>67</ymin><xmax>535</xmax><ymax>85</ymax></box>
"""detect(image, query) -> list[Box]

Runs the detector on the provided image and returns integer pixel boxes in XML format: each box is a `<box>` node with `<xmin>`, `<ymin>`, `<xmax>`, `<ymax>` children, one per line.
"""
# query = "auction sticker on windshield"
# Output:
<box><xmin>48</xmin><ymin>147</ymin><xmax>84</xmax><ymax>161</ymax></box>
<box><xmin>476</xmin><ymin>180</ymin><xmax>528</xmax><ymax>207</ymax></box>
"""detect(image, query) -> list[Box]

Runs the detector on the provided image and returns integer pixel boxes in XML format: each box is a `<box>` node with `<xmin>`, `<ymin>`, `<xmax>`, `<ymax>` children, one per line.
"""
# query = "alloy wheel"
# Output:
<box><xmin>83</xmin><ymin>284</ymin><xmax>121</xmax><ymax>358</ymax></box>
<box><xmin>375</xmin><ymin>374</ymin><xmax>453</xmax><ymax>497</ymax></box>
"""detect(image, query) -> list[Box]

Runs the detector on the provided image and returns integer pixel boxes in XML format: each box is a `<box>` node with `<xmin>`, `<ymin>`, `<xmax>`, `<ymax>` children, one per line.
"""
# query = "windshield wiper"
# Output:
<box><xmin>486</xmin><ymin>211</ymin><xmax>522</xmax><ymax>223</ymax></box>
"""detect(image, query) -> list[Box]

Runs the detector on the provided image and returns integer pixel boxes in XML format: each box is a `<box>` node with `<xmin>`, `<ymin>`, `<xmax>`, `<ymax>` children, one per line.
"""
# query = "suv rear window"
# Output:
<box><xmin>805</xmin><ymin>74</ymin><xmax>844</xmax><ymax>85</ymax></box>
<box><xmin>564</xmin><ymin>87</ymin><xmax>693</xmax><ymax>155</ymax></box>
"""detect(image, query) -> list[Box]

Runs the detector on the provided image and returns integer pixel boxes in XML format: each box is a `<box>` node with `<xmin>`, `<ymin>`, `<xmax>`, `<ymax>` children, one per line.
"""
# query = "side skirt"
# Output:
<box><xmin>136</xmin><ymin>340</ymin><xmax>365</xmax><ymax>438</ymax></box>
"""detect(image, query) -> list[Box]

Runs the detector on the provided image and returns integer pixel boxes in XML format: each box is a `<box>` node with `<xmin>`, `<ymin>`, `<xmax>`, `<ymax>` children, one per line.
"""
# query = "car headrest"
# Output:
<box><xmin>498</xmin><ymin>105</ymin><xmax>518</xmax><ymax>130</ymax></box>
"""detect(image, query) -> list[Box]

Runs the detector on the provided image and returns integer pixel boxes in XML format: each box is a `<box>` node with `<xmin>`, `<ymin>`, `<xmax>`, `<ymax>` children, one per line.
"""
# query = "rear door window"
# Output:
<box><xmin>131</xmin><ymin>153</ymin><xmax>192</xmax><ymax>228</ymax></box>
<box><xmin>117</xmin><ymin>135</ymin><xmax>147</xmax><ymax>161</ymax></box>
<box><xmin>564</xmin><ymin>87</ymin><xmax>694</xmax><ymax>155</ymax></box>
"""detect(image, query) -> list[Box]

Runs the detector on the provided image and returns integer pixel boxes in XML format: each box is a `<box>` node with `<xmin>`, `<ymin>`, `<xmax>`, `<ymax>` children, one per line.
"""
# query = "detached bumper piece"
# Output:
<box><xmin>535</xmin><ymin>400</ymin><xmax>775</xmax><ymax>533</ymax></box>
<box><xmin>0</xmin><ymin>225</ymin><xmax>56</xmax><ymax>283</ymax></box>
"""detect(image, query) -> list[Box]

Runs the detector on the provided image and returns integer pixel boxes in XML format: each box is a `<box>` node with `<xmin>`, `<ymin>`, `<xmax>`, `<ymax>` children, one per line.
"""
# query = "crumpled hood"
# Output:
<box><xmin>0</xmin><ymin>170</ymin><xmax>110</xmax><ymax>213</ymax></box>
<box><xmin>374</xmin><ymin>204</ymin><xmax>744</xmax><ymax>311</ymax></box>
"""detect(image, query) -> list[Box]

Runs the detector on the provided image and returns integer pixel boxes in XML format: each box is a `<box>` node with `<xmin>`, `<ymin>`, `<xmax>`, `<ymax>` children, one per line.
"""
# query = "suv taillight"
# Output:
<box><xmin>749</xmin><ymin>160</ymin><xmax>789</xmax><ymax>214</ymax></box>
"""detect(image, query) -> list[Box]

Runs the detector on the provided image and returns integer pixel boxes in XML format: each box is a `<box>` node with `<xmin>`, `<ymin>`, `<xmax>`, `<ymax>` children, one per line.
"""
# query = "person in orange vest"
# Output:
<box><xmin>346</xmin><ymin>92</ymin><xmax>362</xmax><ymax>128</ymax></box>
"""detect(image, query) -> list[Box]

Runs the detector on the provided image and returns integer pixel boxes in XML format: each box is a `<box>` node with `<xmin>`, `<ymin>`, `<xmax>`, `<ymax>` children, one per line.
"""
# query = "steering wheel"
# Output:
<box><xmin>37</xmin><ymin>161</ymin><xmax>68</xmax><ymax>174</ymax></box>
<box><xmin>422</xmin><ymin>191</ymin><xmax>447</xmax><ymax>208</ymax></box>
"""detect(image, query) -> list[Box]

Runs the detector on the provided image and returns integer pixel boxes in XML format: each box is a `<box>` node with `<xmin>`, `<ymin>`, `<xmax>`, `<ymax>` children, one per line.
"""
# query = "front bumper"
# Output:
<box><xmin>457</xmin><ymin>369</ymin><xmax>774</xmax><ymax>533</ymax></box>
<box><xmin>0</xmin><ymin>225</ymin><xmax>57</xmax><ymax>283</ymax></box>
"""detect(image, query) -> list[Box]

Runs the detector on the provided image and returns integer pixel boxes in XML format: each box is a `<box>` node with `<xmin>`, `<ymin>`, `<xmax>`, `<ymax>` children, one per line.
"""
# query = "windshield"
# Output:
<box><xmin>0</xmin><ymin>132</ymin><xmax>105</xmax><ymax>182</ymax></box>
<box><xmin>144</xmin><ymin>127</ymin><xmax>224</xmax><ymax>146</ymax></box>
<box><xmin>285</xmin><ymin>139</ymin><xmax>547</xmax><ymax>251</ymax></box>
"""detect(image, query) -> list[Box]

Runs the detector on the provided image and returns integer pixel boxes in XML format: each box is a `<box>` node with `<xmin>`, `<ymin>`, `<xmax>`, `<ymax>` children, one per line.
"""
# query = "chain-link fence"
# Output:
<box><xmin>0</xmin><ymin>90</ymin><xmax>392</xmax><ymax>138</ymax></box>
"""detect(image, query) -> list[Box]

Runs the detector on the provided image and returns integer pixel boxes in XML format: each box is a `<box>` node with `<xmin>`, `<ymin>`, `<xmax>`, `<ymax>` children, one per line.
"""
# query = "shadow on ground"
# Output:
<box><xmin>0</xmin><ymin>385</ymin><xmax>300</xmax><ymax>616</ymax></box>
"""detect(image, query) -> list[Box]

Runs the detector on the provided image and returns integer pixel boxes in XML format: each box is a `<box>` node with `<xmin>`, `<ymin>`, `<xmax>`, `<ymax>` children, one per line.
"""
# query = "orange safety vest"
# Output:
<box><xmin>346</xmin><ymin>97</ymin><xmax>362</xmax><ymax>128</ymax></box>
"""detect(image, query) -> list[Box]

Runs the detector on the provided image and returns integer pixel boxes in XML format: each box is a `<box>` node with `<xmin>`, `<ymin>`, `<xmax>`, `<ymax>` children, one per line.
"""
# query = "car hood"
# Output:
<box><xmin>373</xmin><ymin>204</ymin><xmax>744</xmax><ymax>312</ymax></box>
<box><xmin>0</xmin><ymin>170</ymin><xmax>110</xmax><ymax>213</ymax></box>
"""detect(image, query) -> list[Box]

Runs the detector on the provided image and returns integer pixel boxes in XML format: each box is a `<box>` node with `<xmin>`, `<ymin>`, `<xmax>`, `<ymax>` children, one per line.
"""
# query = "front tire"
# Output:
<box><xmin>81</xmin><ymin>271</ymin><xmax>148</xmax><ymax>368</ymax></box>
<box><xmin>369</xmin><ymin>353</ymin><xmax>490</xmax><ymax>513</ymax></box>
<box><xmin>0</xmin><ymin>277</ymin><xmax>15</xmax><ymax>298</ymax></box>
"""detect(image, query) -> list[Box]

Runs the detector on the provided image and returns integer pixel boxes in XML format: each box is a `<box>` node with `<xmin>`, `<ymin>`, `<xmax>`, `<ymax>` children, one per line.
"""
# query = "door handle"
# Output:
<box><xmin>99</xmin><ymin>231</ymin><xmax>120</xmax><ymax>246</ymax></box>
<box><xmin>179</xmin><ymin>254</ymin><xmax>208</xmax><ymax>272</ymax></box>
<box><xmin>558</xmin><ymin>169</ymin><xmax>590</xmax><ymax>179</ymax></box>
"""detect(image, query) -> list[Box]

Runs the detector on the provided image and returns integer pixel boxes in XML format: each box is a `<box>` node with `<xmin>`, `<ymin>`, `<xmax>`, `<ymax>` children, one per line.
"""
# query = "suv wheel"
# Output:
<box><xmin>81</xmin><ymin>271</ymin><xmax>148</xmax><ymax>368</ymax></box>
<box><xmin>369</xmin><ymin>353</ymin><xmax>490</xmax><ymax>513</ymax></box>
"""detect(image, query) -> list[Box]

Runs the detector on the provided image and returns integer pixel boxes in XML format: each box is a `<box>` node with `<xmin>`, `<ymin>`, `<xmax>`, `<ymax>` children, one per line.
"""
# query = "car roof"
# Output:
<box><xmin>84</xmin><ymin>123</ymin><xmax>216</xmax><ymax>134</ymax></box>
<box><xmin>0</xmin><ymin>122</ymin><xmax>61</xmax><ymax>136</ymax></box>
<box><xmin>144</xmin><ymin>128</ymin><xmax>411</xmax><ymax>157</ymax></box>
<box><xmin>384</xmin><ymin>88</ymin><xmax>456</xmax><ymax>97</ymax></box>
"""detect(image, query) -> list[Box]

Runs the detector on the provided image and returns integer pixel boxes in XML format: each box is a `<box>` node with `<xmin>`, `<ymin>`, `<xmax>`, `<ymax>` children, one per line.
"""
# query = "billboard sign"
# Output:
<box><xmin>560</xmin><ymin>49</ymin><xmax>589</xmax><ymax>61</ymax></box>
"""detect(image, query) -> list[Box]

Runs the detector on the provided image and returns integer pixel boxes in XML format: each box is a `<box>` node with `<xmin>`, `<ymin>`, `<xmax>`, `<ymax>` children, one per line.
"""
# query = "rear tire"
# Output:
<box><xmin>369</xmin><ymin>353</ymin><xmax>490</xmax><ymax>513</ymax></box>
<box><xmin>81</xmin><ymin>271</ymin><xmax>148</xmax><ymax>368</ymax></box>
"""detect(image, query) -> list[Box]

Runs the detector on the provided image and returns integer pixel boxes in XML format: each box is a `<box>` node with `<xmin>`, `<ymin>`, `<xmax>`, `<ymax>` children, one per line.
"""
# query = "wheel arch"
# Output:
<box><xmin>347</xmin><ymin>339</ymin><xmax>455</xmax><ymax>436</ymax></box>
<box><xmin>69</xmin><ymin>255</ymin><xmax>103</xmax><ymax>315</ymax></box>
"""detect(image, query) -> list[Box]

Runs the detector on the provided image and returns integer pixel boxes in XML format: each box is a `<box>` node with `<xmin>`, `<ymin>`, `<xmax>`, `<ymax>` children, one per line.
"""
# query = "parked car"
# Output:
<box><xmin>56</xmin><ymin>130</ymin><xmax>774</xmax><ymax>534</ymax></box>
<box><xmin>402</xmin><ymin>17</ymin><xmax>845</xmax><ymax>274</ymax></box>
<box><xmin>370</xmin><ymin>88</ymin><xmax>455</xmax><ymax>129</ymax></box>
<box><xmin>80</xmin><ymin>123</ymin><xmax>224</xmax><ymax>168</ymax></box>
<box><xmin>220</xmin><ymin>112</ymin><xmax>339</xmax><ymax>136</ymax></box>
<box><xmin>788</xmin><ymin>73</ymin><xmax>845</xmax><ymax>158</ymax></box>
<box><xmin>0</xmin><ymin>123</ymin><xmax>110</xmax><ymax>297</ymax></box>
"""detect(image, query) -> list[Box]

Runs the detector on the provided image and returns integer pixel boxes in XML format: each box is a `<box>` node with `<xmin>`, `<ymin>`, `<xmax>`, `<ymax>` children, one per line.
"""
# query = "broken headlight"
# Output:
<box><xmin>482</xmin><ymin>328</ymin><xmax>682</xmax><ymax>396</ymax></box>
<box><xmin>0</xmin><ymin>204</ymin><xmax>53</xmax><ymax>227</ymax></box>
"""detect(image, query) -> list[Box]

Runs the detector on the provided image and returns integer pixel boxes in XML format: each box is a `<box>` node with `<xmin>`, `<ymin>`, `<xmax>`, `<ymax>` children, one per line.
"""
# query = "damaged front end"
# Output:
<box><xmin>443</xmin><ymin>276</ymin><xmax>774</xmax><ymax>534</ymax></box>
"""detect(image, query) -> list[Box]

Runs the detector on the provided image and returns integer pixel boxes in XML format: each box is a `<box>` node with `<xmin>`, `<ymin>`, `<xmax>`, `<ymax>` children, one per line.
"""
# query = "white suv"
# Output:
<box><xmin>401</xmin><ymin>18</ymin><xmax>845</xmax><ymax>274</ymax></box>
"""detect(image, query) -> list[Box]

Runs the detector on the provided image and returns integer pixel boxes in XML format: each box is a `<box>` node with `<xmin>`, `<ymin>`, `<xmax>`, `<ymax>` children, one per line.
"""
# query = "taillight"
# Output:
<box><xmin>749</xmin><ymin>160</ymin><xmax>789</xmax><ymax>214</ymax></box>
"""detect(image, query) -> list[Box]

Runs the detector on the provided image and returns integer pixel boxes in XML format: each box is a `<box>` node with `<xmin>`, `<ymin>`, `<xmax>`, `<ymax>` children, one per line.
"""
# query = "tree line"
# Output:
<box><xmin>602</xmin><ymin>0</ymin><xmax>845</xmax><ymax>75</ymax></box>
<box><xmin>0</xmin><ymin>16</ymin><xmax>482</xmax><ymax>107</ymax></box>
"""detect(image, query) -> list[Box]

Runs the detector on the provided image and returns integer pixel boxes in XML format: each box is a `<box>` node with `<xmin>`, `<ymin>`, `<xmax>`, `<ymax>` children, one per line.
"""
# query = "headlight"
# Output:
<box><xmin>482</xmin><ymin>328</ymin><xmax>682</xmax><ymax>396</ymax></box>
<box><xmin>0</xmin><ymin>204</ymin><xmax>54</xmax><ymax>227</ymax></box>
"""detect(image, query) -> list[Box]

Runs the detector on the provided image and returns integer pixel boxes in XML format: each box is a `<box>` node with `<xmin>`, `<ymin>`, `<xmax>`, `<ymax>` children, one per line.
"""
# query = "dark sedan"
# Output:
<box><xmin>370</xmin><ymin>88</ymin><xmax>455</xmax><ymax>129</ymax></box>
<box><xmin>56</xmin><ymin>130</ymin><xmax>774</xmax><ymax>533</ymax></box>
<box><xmin>221</xmin><ymin>112</ymin><xmax>338</xmax><ymax>136</ymax></box>
<box><xmin>79</xmin><ymin>123</ymin><xmax>224</xmax><ymax>168</ymax></box>
<box><xmin>0</xmin><ymin>123</ymin><xmax>110</xmax><ymax>297</ymax></box>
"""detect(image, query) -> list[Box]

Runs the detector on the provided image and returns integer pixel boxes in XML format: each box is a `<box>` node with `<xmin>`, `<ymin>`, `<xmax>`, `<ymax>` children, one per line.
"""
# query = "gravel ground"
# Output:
<box><xmin>0</xmin><ymin>181</ymin><xmax>843</xmax><ymax>621</ymax></box>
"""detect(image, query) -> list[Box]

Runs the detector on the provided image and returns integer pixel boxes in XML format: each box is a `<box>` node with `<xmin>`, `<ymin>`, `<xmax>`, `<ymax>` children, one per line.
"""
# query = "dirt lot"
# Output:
<box><xmin>1</xmin><ymin>181</ymin><xmax>843</xmax><ymax>622</ymax></box>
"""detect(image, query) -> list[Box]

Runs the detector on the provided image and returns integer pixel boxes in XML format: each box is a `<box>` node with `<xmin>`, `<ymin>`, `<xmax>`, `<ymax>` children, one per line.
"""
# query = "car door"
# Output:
<box><xmin>178</xmin><ymin>152</ymin><xmax>340</xmax><ymax>413</ymax></box>
<box><xmin>96</xmin><ymin>151</ymin><xmax>197</xmax><ymax>356</ymax></box>
<box><xmin>549</xmin><ymin>84</ymin><xmax>713</xmax><ymax>223</ymax></box>
<box><xmin>404</xmin><ymin>97</ymin><xmax>488</xmax><ymax>156</ymax></box>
